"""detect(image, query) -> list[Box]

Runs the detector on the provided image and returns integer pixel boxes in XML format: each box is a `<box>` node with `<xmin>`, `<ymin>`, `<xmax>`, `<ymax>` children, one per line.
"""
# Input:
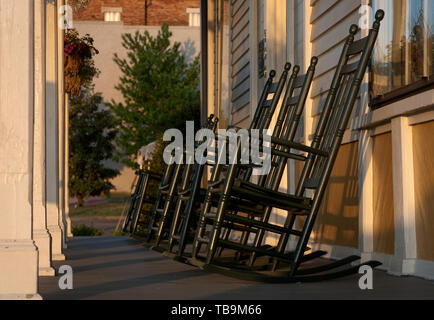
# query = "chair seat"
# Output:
<box><xmin>209</xmin><ymin>178</ymin><xmax>311</xmax><ymax>214</ymax></box>
<box><xmin>178</xmin><ymin>187</ymin><xmax>207</xmax><ymax>201</ymax></box>
<box><xmin>159</xmin><ymin>183</ymin><xmax>170</xmax><ymax>191</ymax></box>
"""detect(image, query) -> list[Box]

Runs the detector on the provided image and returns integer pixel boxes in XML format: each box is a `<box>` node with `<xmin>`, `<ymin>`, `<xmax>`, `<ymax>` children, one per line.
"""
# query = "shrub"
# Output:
<box><xmin>71</xmin><ymin>224</ymin><xmax>103</xmax><ymax>237</ymax></box>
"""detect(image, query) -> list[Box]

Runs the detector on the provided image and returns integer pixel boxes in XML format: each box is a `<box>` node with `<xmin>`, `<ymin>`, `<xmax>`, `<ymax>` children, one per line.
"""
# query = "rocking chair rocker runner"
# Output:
<box><xmin>149</xmin><ymin>63</ymin><xmax>293</xmax><ymax>252</ymax></box>
<box><xmin>189</xmin><ymin>11</ymin><xmax>385</xmax><ymax>282</ymax></box>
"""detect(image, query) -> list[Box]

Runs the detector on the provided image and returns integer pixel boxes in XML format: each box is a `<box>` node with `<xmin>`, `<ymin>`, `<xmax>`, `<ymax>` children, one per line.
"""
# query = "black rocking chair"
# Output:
<box><xmin>188</xmin><ymin>11</ymin><xmax>385</xmax><ymax>282</ymax></box>
<box><xmin>149</xmin><ymin>63</ymin><xmax>293</xmax><ymax>251</ymax></box>
<box><xmin>164</xmin><ymin>62</ymin><xmax>300</xmax><ymax>258</ymax></box>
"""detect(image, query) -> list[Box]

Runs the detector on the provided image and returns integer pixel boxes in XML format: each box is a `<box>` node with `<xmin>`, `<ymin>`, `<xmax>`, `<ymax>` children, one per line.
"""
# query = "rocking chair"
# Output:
<box><xmin>148</xmin><ymin>63</ymin><xmax>293</xmax><ymax>249</ymax></box>
<box><xmin>188</xmin><ymin>11</ymin><xmax>385</xmax><ymax>282</ymax></box>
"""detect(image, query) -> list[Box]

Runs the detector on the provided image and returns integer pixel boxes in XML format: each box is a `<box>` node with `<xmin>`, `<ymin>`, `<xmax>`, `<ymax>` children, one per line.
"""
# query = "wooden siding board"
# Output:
<box><xmin>232</xmin><ymin>62</ymin><xmax>250</xmax><ymax>88</ymax></box>
<box><xmin>373</xmin><ymin>133</ymin><xmax>395</xmax><ymax>255</ymax></box>
<box><xmin>230</xmin><ymin>0</ymin><xmax>250</xmax><ymax>114</ymax></box>
<box><xmin>231</xmin><ymin>77</ymin><xmax>250</xmax><ymax>102</ymax></box>
<box><xmin>231</xmin><ymin>56</ymin><xmax>249</xmax><ymax>78</ymax></box>
<box><xmin>231</xmin><ymin>2</ymin><xmax>249</xmax><ymax>33</ymax></box>
<box><xmin>231</xmin><ymin>16</ymin><xmax>249</xmax><ymax>50</ymax></box>
<box><xmin>232</xmin><ymin>37</ymin><xmax>250</xmax><ymax>64</ymax></box>
<box><xmin>313</xmin><ymin>142</ymin><xmax>359</xmax><ymax>248</ymax></box>
<box><xmin>312</xmin><ymin>14</ymin><xmax>362</xmax><ymax>59</ymax></box>
<box><xmin>232</xmin><ymin>0</ymin><xmax>247</xmax><ymax>18</ymax></box>
<box><xmin>311</xmin><ymin>0</ymin><xmax>360</xmax><ymax>42</ymax></box>
<box><xmin>232</xmin><ymin>89</ymin><xmax>250</xmax><ymax>111</ymax></box>
<box><xmin>311</xmin><ymin>0</ymin><xmax>340</xmax><ymax>24</ymax></box>
<box><xmin>413</xmin><ymin>121</ymin><xmax>434</xmax><ymax>261</ymax></box>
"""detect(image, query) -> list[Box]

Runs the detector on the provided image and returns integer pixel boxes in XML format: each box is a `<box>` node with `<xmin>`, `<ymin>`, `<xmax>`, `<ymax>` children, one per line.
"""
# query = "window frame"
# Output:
<box><xmin>369</xmin><ymin>0</ymin><xmax>434</xmax><ymax>109</ymax></box>
<box><xmin>102</xmin><ymin>7</ymin><xmax>122</xmax><ymax>23</ymax></box>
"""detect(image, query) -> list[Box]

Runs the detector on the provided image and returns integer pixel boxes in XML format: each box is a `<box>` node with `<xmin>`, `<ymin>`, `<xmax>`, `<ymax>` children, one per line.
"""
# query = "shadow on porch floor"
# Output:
<box><xmin>38</xmin><ymin>236</ymin><xmax>434</xmax><ymax>300</ymax></box>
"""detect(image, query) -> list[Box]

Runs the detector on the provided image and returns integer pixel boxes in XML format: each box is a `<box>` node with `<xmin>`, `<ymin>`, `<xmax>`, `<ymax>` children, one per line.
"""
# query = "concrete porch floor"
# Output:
<box><xmin>38</xmin><ymin>236</ymin><xmax>434</xmax><ymax>300</ymax></box>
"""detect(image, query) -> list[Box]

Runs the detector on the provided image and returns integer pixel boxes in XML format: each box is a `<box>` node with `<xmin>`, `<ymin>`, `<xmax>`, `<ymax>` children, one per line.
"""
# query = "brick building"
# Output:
<box><xmin>74</xmin><ymin>0</ymin><xmax>201</xmax><ymax>26</ymax></box>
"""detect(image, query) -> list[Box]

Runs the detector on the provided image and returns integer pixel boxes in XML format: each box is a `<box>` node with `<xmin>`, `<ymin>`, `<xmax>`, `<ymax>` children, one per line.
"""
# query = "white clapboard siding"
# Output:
<box><xmin>230</xmin><ymin>0</ymin><xmax>250</xmax><ymax>125</ymax></box>
<box><xmin>310</xmin><ymin>0</ymin><xmax>362</xmax><ymax>123</ymax></box>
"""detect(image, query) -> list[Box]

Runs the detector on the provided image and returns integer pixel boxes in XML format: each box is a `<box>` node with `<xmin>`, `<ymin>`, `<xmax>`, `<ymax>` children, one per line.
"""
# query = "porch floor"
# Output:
<box><xmin>38</xmin><ymin>236</ymin><xmax>434</xmax><ymax>300</ymax></box>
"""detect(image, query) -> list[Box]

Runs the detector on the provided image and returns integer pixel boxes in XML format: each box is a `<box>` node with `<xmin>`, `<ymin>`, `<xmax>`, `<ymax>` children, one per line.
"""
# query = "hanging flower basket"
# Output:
<box><xmin>65</xmin><ymin>53</ymin><xmax>84</xmax><ymax>96</ymax></box>
<box><xmin>64</xmin><ymin>30</ymin><xmax>99</xmax><ymax>96</ymax></box>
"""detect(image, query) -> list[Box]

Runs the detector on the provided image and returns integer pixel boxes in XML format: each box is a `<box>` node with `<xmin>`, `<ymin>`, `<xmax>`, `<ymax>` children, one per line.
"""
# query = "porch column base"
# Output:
<box><xmin>360</xmin><ymin>252</ymin><xmax>374</xmax><ymax>263</ymax></box>
<box><xmin>0</xmin><ymin>241</ymin><xmax>39</xmax><ymax>297</ymax></box>
<box><xmin>389</xmin><ymin>257</ymin><xmax>417</xmax><ymax>276</ymax></box>
<box><xmin>52</xmin><ymin>254</ymin><xmax>66</xmax><ymax>261</ymax></box>
<box><xmin>66</xmin><ymin>216</ymin><xmax>73</xmax><ymax>238</ymax></box>
<box><xmin>39</xmin><ymin>267</ymin><xmax>56</xmax><ymax>277</ymax></box>
<box><xmin>33</xmin><ymin>229</ymin><xmax>55</xmax><ymax>276</ymax></box>
<box><xmin>47</xmin><ymin>225</ymin><xmax>66</xmax><ymax>261</ymax></box>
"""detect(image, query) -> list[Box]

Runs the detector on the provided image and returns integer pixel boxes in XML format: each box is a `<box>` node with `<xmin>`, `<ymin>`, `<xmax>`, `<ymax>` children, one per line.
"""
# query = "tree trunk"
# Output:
<box><xmin>76</xmin><ymin>195</ymin><xmax>85</xmax><ymax>207</ymax></box>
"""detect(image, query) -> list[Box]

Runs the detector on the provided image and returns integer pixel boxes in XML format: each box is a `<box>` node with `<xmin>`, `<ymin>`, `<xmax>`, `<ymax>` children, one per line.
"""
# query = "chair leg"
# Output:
<box><xmin>153</xmin><ymin>163</ymin><xmax>183</xmax><ymax>244</ymax></box>
<box><xmin>205</xmin><ymin>194</ymin><xmax>231</xmax><ymax>265</ymax></box>
<box><xmin>125</xmin><ymin>174</ymin><xmax>142</xmax><ymax>232</ymax></box>
<box><xmin>167</xmin><ymin>198</ymin><xmax>184</xmax><ymax>252</ymax></box>
<box><xmin>234</xmin><ymin>224</ymin><xmax>251</xmax><ymax>261</ymax></box>
<box><xmin>176</xmin><ymin>195</ymin><xmax>196</xmax><ymax>257</ymax></box>
<box><xmin>271</xmin><ymin>214</ymin><xmax>297</xmax><ymax>271</ymax></box>
<box><xmin>176</xmin><ymin>165</ymin><xmax>204</xmax><ymax>257</ymax></box>
<box><xmin>130</xmin><ymin>174</ymin><xmax>149</xmax><ymax>234</ymax></box>
<box><xmin>122</xmin><ymin>174</ymin><xmax>143</xmax><ymax>232</ymax></box>
<box><xmin>146</xmin><ymin>194</ymin><xmax>162</xmax><ymax>242</ymax></box>
<box><xmin>191</xmin><ymin>189</ymin><xmax>213</xmax><ymax>258</ymax></box>
<box><xmin>192</xmin><ymin>147</ymin><xmax>228</xmax><ymax>258</ymax></box>
<box><xmin>216</xmin><ymin>226</ymin><xmax>231</xmax><ymax>257</ymax></box>
<box><xmin>155</xmin><ymin>194</ymin><xmax>174</xmax><ymax>246</ymax></box>
<box><xmin>248</xmin><ymin>206</ymin><xmax>272</xmax><ymax>266</ymax></box>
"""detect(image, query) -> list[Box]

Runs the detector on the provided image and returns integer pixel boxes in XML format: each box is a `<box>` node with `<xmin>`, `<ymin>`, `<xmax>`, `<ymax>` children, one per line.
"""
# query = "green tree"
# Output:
<box><xmin>66</xmin><ymin>30</ymin><xmax>119</xmax><ymax>207</ymax></box>
<box><xmin>69</xmin><ymin>91</ymin><xmax>119</xmax><ymax>207</ymax></box>
<box><xmin>109</xmin><ymin>23</ymin><xmax>201</xmax><ymax>168</ymax></box>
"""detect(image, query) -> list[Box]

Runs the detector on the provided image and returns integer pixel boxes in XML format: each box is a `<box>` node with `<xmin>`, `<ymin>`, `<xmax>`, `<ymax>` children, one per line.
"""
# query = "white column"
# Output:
<box><xmin>358</xmin><ymin>130</ymin><xmax>374</xmax><ymax>261</ymax></box>
<box><xmin>63</xmin><ymin>0</ymin><xmax>73</xmax><ymax>239</ymax></box>
<box><xmin>390</xmin><ymin>116</ymin><xmax>417</xmax><ymax>275</ymax></box>
<box><xmin>65</xmin><ymin>94</ymin><xmax>73</xmax><ymax>238</ymax></box>
<box><xmin>286</xmin><ymin>0</ymin><xmax>296</xmax><ymax>196</ymax></box>
<box><xmin>34</xmin><ymin>0</ymin><xmax>56</xmax><ymax>277</ymax></box>
<box><xmin>57</xmin><ymin>0</ymin><xmax>68</xmax><ymax>249</ymax></box>
<box><xmin>0</xmin><ymin>0</ymin><xmax>41</xmax><ymax>299</ymax></box>
<box><xmin>46</xmin><ymin>0</ymin><xmax>65</xmax><ymax>261</ymax></box>
<box><xmin>302</xmin><ymin>0</ymin><xmax>313</xmax><ymax>144</ymax></box>
<box><xmin>358</xmin><ymin>5</ymin><xmax>374</xmax><ymax>262</ymax></box>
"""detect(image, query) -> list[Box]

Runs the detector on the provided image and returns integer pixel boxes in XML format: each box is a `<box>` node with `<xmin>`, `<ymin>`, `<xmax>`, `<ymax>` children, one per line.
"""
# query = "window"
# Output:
<box><xmin>371</xmin><ymin>0</ymin><xmax>434</xmax><ymax>105</ymax></box>
<box><xmin>187</xmin><ymin>8</ymin><xmax>200</xmax><ymax>27</ymax></box>
<box><xmin>102</xmin><ymin>7</ymin><xmax>122</xmax><ymax>22</ymax></box>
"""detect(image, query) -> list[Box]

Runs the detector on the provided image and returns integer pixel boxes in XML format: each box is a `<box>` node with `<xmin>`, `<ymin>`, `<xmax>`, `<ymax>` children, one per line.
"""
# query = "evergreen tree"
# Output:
<box><xmin>109</xmin><ymin>23</ymin><xmax>201</xmax><ymax>168</ymax></box>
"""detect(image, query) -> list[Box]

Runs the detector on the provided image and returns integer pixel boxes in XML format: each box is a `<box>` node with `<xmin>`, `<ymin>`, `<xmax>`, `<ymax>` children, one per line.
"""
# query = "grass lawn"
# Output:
<box><xmin>70</xmin><ymin>193</ymin><xmax>130</xmax><ymax>217</ymax></box>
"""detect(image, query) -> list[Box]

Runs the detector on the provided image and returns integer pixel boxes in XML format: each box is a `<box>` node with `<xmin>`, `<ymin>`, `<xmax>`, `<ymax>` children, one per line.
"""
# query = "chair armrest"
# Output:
<box><xmin>271</xmin><ymin>149</ymin><xmax>307</xmax><ymax>162</ymax></box>
<box><xmin>136</xmin><ymin>169</ymin><xmax>163</xmax><ymax>180</ymax></box>
<box><xmin>269</xmin><ymin>136</ymin><xmax>329</xmax><ymax>157</ymax></box>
